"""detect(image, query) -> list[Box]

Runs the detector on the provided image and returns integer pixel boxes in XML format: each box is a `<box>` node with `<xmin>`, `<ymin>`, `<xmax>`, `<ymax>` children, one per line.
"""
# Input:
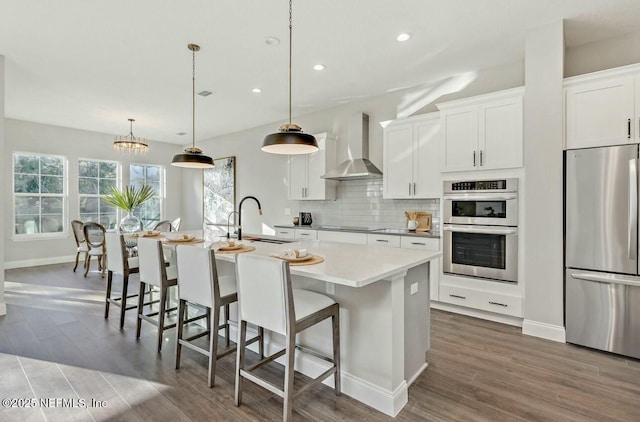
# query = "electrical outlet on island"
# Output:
<box><xmin>326</xmin><ymin>282</ymin><xmax>335</xmax><ymax>295</ymax></box>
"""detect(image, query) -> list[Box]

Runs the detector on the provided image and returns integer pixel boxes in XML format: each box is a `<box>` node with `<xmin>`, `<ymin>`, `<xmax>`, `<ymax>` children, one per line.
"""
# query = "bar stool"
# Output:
<box><xmin>234</xmin><ymin>254</ymin><xmax>340</xmax><ymax>422</ymax></box>
<box><xmin>135</xmin><ymin>237</ymin><xmax>178</xmax><ymax>353</ymax></box>
<box><xmin>83</xmin><ymin>222</ymin><xmax>106</xmax><ymax>278</ymax></box>
<box><xmin>105</xmin><ymin>233</ymin><xmax>139</xmax><ymax>328</ymax></box>
<box><xmin>175</xmin><ymin>246</ymin><xmax>262</xmax><ymax>387</ymax></box>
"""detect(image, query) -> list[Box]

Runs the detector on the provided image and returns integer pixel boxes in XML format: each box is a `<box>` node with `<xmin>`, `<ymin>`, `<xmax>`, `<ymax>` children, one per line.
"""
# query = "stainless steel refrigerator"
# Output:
<box><xmin>566</xmin><ymin>145</ymin><xmax>640</xmax><ymax>359</ymax></box>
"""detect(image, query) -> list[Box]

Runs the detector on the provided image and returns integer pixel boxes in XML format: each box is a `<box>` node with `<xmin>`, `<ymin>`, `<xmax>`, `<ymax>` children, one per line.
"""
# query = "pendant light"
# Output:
<box><xmin>171</xmin><ymin>43</ymin><xmax>215</xmax><ymax>169</ymax></box>
<box><xmin>113</xmin><ymin>118</ymin><xmax>149</xmax><ymax>154</ymax></box>
<box><xmin>261</xmin><ymin>0</ymin><xmax>318</xmax><ymax>155</ymax></box>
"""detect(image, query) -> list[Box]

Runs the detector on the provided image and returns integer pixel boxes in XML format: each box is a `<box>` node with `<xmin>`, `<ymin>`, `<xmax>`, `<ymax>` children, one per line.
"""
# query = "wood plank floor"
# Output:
<box><xmin>1</xmin><ymin>263</ymin><xmax>639</xmax><ymax>421</ymax></box>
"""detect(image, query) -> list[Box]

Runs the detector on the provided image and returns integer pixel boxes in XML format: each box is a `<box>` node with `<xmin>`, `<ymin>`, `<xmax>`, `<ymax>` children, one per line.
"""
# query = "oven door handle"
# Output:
<box><xmin>443</xmin><ymin>193</ymin><xmax>517</xmax><ymax>201</ymax></box>
<box><xmin>443</xmin><ymin>225</ymin><xmax>517</xmax><ymax>235</ymax></box>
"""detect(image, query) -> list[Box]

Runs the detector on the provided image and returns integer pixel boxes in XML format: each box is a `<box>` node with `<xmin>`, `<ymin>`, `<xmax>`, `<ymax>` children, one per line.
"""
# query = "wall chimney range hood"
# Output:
<box><xmin>322</xmin><ymin>113</ymin><xmax>383</xmax><ymax>180</ymax></box>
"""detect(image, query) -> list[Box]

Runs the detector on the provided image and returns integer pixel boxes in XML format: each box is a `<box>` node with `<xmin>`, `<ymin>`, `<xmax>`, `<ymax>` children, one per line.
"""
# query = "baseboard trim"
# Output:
<box><xmin>5</xmin><ymin>255</ymin><xmax>76</xmax><ymax>269</ymax></box>
<box><xmin>228</xmin><ymin>323</ymin><xmax>407</xmax><ymax>417</ymax></box>
<box><xmin>407</xmin><ymin>362</ymin><xmax>428</xmax><ymax>386</ymax></box>
<box><xmin>431</xmin><ymin>301</ymin><xmax>523</xmax><ymax>327</ymax></box>
<box><xmin>522</xmin><ymin>319</ymin><xmax>566</xmax><ymax>343</ymax></box>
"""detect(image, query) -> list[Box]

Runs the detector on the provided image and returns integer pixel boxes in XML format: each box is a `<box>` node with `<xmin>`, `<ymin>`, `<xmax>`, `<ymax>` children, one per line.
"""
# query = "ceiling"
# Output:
<box><xmin>2</xmin><ymin>0</ymin><xmax>640</xmax><ymax>145</ymax></box>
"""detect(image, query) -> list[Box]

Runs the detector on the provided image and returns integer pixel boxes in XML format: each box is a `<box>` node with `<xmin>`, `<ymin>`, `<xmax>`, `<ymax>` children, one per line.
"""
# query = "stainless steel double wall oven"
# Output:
<box><xmin>443</xmin><ymin>178</ymin><xmax>519</xmax><ymax>283</ymax></box>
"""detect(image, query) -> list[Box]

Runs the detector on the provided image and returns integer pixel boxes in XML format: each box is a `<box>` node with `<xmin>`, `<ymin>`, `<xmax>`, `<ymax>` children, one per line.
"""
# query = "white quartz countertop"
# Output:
<box><xmin>211</xmin><ymin>239</ymin><xmax>441</xmax><ymax>288</ymax></box>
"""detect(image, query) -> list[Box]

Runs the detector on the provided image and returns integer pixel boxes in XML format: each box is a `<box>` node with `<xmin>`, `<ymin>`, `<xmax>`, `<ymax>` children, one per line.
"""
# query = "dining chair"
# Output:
<box><xmin>136</xmin><ymin>237</ymin><xmax>178</xmax><ymax>353</ymax></box>
<box><xmin>82</xmin><ymin>222</ymin><xmax>107</xmax><ymax>278</ymax></box>
<box><xmin>71</xmin><ymin>219</ymin><xmax>88</xmax><ymax>272</ymax></box>
<box><xmin>175</xmin><ymin>246</ymin><xmax>263</xmax><ymax>387</ymax></box>
<box><xmin>105</xmin><ymin>232</ymin><xmax>140</xmax><ymax>328</ymax></box>
<box><xmin>171</xmin><ymin>217</ymin><xmax>182</xmax><ymax>231</ymax></box>
<box><xmin>234</xmin><ymin>254</ymin><xmax>340</xmax><ymax>422</ymax></box>
<box><xmin>152</xmin><ymin>220</ymin><xmax>174</xmax><ymax>232</ymax></box>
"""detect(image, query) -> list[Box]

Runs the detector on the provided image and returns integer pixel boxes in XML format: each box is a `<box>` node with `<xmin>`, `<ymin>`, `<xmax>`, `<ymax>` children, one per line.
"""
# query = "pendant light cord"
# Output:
<box><xmin>288</xmin><ymin>0</ymin><xmax>292</xmax><ymax>126</ymax></box>
<box><xmin>192</xmin><ymin>47</ymin><xmax>196</xmax><ymax>149</ymax></box>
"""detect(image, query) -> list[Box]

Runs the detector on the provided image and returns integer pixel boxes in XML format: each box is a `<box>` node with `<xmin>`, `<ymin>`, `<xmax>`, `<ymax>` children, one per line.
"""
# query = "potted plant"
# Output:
<box><xmin>102</xmin><ymin>184</ymin><xmax>155</xmax><ymax>233</ymax></box>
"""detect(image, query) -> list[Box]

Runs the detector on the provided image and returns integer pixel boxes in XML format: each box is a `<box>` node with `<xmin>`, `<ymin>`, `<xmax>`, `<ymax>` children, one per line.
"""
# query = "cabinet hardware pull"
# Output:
<box><xmin>280</xmin><ymin>231</ymin><xmax>289</xmax><ymax>234</ymax></box>
<box><xmin>473</xmin><ymin>151</ymin><xmax>476</xmax><ymax>166</ymax></box>
<box><xmin>480</xmin><ymin>150</ymin><xmax>483</xmax><ymax>166</ymax></box>
<box><xmin>629</xmin><ymin>118</ymin><xmax>632</xmax><ymax>139</ymax></box>
<box><xmin>376</xmin><ymin>239</ymin><xmax>389</xmax><ymax>243</ymax></box>
<box><xmin>300</xmin><ymin>233</ymin><xmax>309</xmax><ymax>236</ymax></box>
<box><xmin>413</xmin><ymin>182</ymin><xmax>416</xmax><ymax>195</ymax></box>
<box><xmin>411</xmin><ymin>242</ymin><xmax>426</xmax><ymax>246</ymax></box>
<box><xmin>449</xmin><ymin>294</ymin><xmax>466</xmax><ymax>299</ymax></box>
<box><xmin>489</xmin><ymin>301</ymin><xmax>508</xmax><ymax>307</ymax></box>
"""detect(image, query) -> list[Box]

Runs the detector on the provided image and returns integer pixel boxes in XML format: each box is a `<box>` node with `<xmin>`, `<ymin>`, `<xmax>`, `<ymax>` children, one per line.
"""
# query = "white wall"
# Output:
<box><xmin>185</xmin><ymin>61</ymin><xmax>524</xmax><ymax>234</ymax></box>
<box><xmin>522</xmin><ymin>21</ymin><xmax>566</xmax><ymax>341</ymax></box>
<box><xmin>565</xmin><ymin>30</ymin><xmax>640</xmax><ymax>77</ymax></box>
<box><xmin>0</xmin><ymin>56</ymin><xmax>6</xmax><ymax>315</ymax></box>
<box><xmin>3</xmin><ymin>119</ymin><xmax>184</xmax><ymax>267</ymax></box>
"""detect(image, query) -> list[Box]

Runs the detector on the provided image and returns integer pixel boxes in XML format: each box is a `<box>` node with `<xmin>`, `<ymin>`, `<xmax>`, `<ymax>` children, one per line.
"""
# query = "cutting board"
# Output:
<box><xmin>405</xmin><ymin>211</ymin><xmax>432</xmax><ymax>231</ymax></box>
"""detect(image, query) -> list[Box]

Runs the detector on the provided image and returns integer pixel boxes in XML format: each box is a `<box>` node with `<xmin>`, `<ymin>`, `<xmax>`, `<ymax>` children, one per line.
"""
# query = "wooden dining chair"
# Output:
<box><xmin>152</xmin><ymin>220</ymin><xmax>173</xmax><ymax>232</ymax></box>
<box><xmin>83</xmin><ymin>222</ymin><xmax>107</xmax><ymax>278</ymax></box>
<box><xmin>71</xmin><ymin>220</ymin><xmax>88</xmax><ymax>272</ymax></box>
<box><xmin>234</xmin><ymin>254</ymin><xmax>340</xmax><ymax>422</ymax></box>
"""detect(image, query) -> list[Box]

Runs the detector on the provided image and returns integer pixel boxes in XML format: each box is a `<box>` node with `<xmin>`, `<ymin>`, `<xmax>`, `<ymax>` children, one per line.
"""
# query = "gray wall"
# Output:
<box><xmin>3</xmin><ymin>119</ymin><xmax>184</xmax><ymax>266</ymax></box>
<box><xmin>522</xmin><ymin>21</ymin><xmax>566</xmax><ymax>340</ymax></box>
<box><xmin>0</xmin><ymin>56</ymin><xmax>5</xmax><ymax>315</ymax></box>
<box><xmin>185</xmin><ymin>60</ymin><xmax>524</xmax><ymax>235</ymax></box>
<box><xmin>566</xmin><ymin>30</ymin><xmax>640</xmax><ymax>77</ymax></box>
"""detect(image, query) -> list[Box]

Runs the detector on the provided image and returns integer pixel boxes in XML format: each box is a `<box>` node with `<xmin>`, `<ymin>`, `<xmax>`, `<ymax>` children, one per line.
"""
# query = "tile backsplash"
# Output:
<box><xmin>298</xmin><ymin>179</ymin><xmax>440</xmax><ymax>230</ymax></box>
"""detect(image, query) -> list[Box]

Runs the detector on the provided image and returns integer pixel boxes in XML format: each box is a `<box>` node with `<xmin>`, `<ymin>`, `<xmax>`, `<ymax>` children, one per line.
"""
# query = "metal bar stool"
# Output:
<box><xmin>234</xmin><ymin>254</ymin><xmax>340</xmax><ymax>422</ymax></box>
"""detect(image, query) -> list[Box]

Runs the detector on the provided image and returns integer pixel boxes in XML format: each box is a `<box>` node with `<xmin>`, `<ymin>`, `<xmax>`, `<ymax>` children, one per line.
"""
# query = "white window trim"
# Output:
<box><xmin>78</xmin><ymin>157</ymin><xmax>121</xmax><ymax>229</ymax></box>
<box><xmin>12</xmin><ymin>152</ymin><xmax>68</xmax><ymax>241</ymax></box>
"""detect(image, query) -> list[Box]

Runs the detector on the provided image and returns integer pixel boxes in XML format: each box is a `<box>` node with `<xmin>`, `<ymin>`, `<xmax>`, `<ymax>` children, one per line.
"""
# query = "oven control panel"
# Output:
<box><xmin>445</xmin><ymin>178</ymin><xmax>517</xmax><ymax>193</ymax></box>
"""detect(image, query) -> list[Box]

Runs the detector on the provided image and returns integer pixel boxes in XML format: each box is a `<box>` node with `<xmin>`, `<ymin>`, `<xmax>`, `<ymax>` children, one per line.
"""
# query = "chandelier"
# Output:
<box><xmin>113</xmin><ymin>118</ymin><xmax>149</xmax><ymax>154</ymax></box>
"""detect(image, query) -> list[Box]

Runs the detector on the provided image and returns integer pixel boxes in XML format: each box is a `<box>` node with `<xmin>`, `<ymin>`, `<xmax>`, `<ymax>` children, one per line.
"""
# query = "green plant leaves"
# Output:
<box><xmin>101</xmin><ymin>184</ymin><xmax>155</xmax><ymax>212</ymax></box>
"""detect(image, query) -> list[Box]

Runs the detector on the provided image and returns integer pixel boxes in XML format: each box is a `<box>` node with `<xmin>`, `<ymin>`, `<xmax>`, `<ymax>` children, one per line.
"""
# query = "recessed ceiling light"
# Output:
<box><xmin>313</xmin><ymin>64</ymin><xmax>326</xmax><ymax>71</ymax></box>
<box><xmin>252</xmin><ymin>88</ymin><xmax>262</xmax><ymax>93</ymax></box>
<box><xmin>396</xmin><ymin>32</ymin><xmax>412</xmax><ymax>42</ymax></box>
<box><xmin>264</xmin><ymin>36</ymin><xmax>280</xmax><ymax>46</ymax></box>
<box><xmin>198</xmin><ymin>90</ymin><xmax>213</xmax><ymax>97</ymax></box>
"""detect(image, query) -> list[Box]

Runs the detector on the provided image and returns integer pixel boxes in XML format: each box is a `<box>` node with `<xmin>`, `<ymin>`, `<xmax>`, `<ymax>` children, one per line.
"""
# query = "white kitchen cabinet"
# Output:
<box><xmin>383</xmin><ymin>113</ymin><xmax>441</xmax><ymax>199</ymax></box>
<box><xmin>318</xmin><ymin>230</ymin><xmax>367</xmax><ymax>245</ymax></box>
<box><xmin>288</xmin><ymin>133</ymin><xmax>337</xmax><ymax>200</ymax></box>
<box><xmin>367</xmin><ymin>233</ymin><xmax>401</xmax><ymax>248</ymax></box>
<box><xmin>438</xmin><ymin>283</ymin><xmax>522</xmax><ymax>317</ymax></box>
<box><xmin>275</xmin><ymin>228</ymin><xmax>295</xmax><ymax>239</ymax></box>
<box><xmin>438</xmin><ymin>87</ymin><xmax>524</xmax><ymax>172</ymax></box>
<box><xmin>293</xmin><ymin>228</ymin><xmax>317</xmax><ymax>240</ymax></box>
<box><xmin>401</xmin><ymin>236</ymin><xmax>440</xmax><ymax>302</ymax></box>
<box><xmin>565</xmin><ymin>67</ymin><xmax>638</xmax><ymax>149</ymax></box>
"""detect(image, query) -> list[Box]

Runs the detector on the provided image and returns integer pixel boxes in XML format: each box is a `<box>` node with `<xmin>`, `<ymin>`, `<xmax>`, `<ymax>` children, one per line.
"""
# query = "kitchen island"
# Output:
<box><xmin>209</xmin><ymin>238</ymin><xmax>440</xmax><ymax>417</ymax></box>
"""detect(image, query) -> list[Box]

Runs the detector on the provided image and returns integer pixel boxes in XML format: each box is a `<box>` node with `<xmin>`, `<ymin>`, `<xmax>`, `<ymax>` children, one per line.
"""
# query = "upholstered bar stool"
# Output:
<box><xmin>136</xmin><ymin>237</ymin><xmax>178</xmax><ymax>353</ymax></box>
<box><xmin>234</xmin><ymin>254</ymin><xmax>340</xmax><ymax>422</ymax></box>
<box><xmin>71</xmin><ymin>220</ymin><xmax>88</xmax><ymax>272</ymax></box>
<box><xmin>175</xmin><ymin>246</ymin><xmax>262</xmax><ymax>387</ymax></box>
<box><xmin>105</xmin><ymin>232</ymin><xmax>140</xmax><ymax>328</ymax></box>
<box><xmin>83</xmin><ymin>222</ymin><xmax>107</xmax><ymax>278</ymax></box>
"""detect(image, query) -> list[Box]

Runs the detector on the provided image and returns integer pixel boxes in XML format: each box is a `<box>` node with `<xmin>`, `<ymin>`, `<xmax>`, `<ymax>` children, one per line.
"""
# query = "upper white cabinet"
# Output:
<box><xmin>564</xmin><ymin>66</ymin><xmax>640</xmax><ymax>150</ymax></box>
<box><xmin>438</xmin><ymin>87</ymin><xmax>524</xmax><ymax>172</ymax></box>
<box><xmin>288</xmin><ymin>133</ymin><xmax>337</xmax><ymax>200</ymax></box>
<box><xmin>383</xmin><ymin>113</ymin><xmax>441</xmax><ymax>199</ymax></box>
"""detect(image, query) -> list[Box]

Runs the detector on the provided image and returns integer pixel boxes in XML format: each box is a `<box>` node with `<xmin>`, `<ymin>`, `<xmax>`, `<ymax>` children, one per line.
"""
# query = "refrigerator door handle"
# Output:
<box><xmin>629</xmin><ymin>159</ymin><xmax>638</xmax><ymax>260</ymax></box>
<box><xmin>570</xmin><ymin>271</ymin><xmax>640</xmax><ymax>288</ymax></box>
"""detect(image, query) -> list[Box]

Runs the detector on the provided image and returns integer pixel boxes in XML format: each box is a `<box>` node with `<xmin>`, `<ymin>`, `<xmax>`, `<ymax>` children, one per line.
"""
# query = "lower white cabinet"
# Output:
<box><xmin>439</xmin><ymin>283</ymin><xmax>522</xmax><ymax>317</ymax></box>
<box><xmin>367</xmin><ymin>234</ymin><xmax>401</xmax><ymax>248</ymax></box>
<box><xmin>293</xmin><ymin>228</ymin><xmax>317</xmax><ymax>240</ymax></box>
<box><xmin>275</xmin><ymin>228</ymin><xmax>295</xmax><ymax>239</ymax></box>
<box><xmin>400</xmin><ymin>237</ymin><xmax>440</xmax><ymax>302</ymax></box>
<box><xmin>318</xmin><ymin>230</ymin><xmax>367</xmax><ymax>245</ymax></box>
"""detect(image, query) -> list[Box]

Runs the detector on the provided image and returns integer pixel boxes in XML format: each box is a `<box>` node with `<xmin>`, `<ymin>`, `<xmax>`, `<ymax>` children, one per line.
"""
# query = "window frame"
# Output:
<box><xmin>129</xmin><ymin>163</ymin><xmax>166</xmax><ymax>229</ymax></box>
<box><xmin>12</xmin><ymin>151</ymin><xmax>68</xmax><ymax>241</ymax></box>
<box><xmin>78</xmin><ymin>157</ymin><xmax>121</xmax><ymax>231</ymax></box>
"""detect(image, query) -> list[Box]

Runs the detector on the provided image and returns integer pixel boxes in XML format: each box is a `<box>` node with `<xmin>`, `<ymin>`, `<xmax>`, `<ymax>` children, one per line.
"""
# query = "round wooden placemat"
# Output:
<box><xmin>288</xmin><ymin>255</ymin><xmax>324</xmax><ymax>266</ymax></box>
<box><xmin>216</xmin><ymin>245</ymin><xmax>256</xmax><ymax>254</ymax></box>
<box><xmin>163</xmin><ymin>238</ymin><xmax>205</xmax><ymax>245</ymax></box>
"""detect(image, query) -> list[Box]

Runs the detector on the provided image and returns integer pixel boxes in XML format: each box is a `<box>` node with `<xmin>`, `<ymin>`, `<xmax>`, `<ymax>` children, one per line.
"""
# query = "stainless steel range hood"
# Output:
<box><xmin>322</xmin><ymin>113</ymin><xmax>383</xmax><ymax>180</ymax></box>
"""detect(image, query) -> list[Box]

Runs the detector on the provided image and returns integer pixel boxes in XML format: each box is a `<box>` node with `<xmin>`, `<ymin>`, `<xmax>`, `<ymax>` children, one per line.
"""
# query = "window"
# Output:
<box><xmin>79</xmin><ymin>159</ymin><xmax>119</xmax><ymax>230</ymax></box>
<box><xmin>130</xmin><ymin>163</ymin><xmax>164</xmax><ymax>228</ymax></box>
<box><xmin>13</xmin><ymin>153</ymin><xmax>66</xmax><ymax>237</ymax></box>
